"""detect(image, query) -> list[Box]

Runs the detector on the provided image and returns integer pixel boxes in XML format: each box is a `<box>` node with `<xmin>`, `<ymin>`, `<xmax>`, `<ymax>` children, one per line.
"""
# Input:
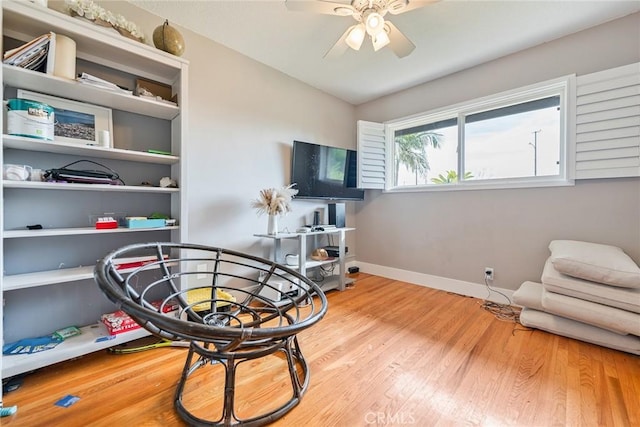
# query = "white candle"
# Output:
<box><xmin>53</xmin><ymin>35</ymin><xmax>76</xmax><ymax>80</ymax></box>
<box><xmin>98</xmin><ymin>130</ymin><xmax>111</xmax><ymax>148</ymax></box>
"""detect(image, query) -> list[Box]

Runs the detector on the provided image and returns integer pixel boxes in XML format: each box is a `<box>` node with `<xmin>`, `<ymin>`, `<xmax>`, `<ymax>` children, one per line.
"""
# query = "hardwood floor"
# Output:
<box><xmin>2</xmin><ymin>274</ymin><xmax>639</xmax><ymax>426</ymax></box>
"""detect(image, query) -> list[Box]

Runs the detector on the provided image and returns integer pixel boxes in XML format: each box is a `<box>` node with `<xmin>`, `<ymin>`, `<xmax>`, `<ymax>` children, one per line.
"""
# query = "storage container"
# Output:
<box><xmin>125</xmin><ymin>217</ymin><xmax>166</xmax><ymax>229</ymax></box>
<box><xmin>6</xmin><ymin>98</ymin><xmax>54</xmax><ymax>140</ymax></box>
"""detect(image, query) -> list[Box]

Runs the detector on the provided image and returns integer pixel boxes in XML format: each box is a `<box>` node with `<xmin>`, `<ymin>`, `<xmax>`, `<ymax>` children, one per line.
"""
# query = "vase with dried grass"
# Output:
<box><xmin>251</xmin><ymin>184</ymin><xmax>298</xmax><ymax>235</ymax></box>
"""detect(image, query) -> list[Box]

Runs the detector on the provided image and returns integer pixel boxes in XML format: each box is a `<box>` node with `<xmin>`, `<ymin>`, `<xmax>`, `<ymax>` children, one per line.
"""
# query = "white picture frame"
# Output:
<box><xmin>17</xmin><ymin>89</ymin><xmax>113</xmax><ymax>148</ymax></box>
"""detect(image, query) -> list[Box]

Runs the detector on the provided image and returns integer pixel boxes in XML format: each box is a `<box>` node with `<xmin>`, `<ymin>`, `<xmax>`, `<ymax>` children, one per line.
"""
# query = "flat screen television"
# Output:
<box><xmin>291</xmin><ymin>140</ymin><xmax>365</xmax><ymax>201</ymax></box>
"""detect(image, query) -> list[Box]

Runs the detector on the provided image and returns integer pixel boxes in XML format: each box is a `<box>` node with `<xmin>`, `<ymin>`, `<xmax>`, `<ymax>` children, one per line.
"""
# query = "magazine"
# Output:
<box><xmin>3</xmin><ymin>32</ymin><xmax>56</xmax><ymax>74</ymax></box>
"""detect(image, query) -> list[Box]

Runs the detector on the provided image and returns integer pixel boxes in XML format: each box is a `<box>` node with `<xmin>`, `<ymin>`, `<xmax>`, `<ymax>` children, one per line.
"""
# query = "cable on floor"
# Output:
<box><xmin>480</xmin><ymin>276</ymin><xmax>520</xmax><ymax>323</ymax></box>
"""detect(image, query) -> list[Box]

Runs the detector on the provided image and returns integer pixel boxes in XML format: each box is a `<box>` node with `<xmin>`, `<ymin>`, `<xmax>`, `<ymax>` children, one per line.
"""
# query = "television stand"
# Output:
<box><xmin>254</xmin><ymin>228</ymin><xmax>354</xmax><ymax>298</ymax></box>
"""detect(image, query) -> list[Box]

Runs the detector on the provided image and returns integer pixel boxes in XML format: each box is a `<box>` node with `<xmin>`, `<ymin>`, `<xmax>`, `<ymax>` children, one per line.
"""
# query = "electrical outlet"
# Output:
<box><xmin>484</xmin><ymin>267</ymin><xmax>494</xmax><ymax>281</ymax></box>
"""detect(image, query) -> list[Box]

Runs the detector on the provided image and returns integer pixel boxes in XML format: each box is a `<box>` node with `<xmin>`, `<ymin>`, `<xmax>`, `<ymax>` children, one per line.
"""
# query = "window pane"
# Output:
<box><xmin>394</xmin><ymin>118</ymin><xmax>458</xmax><ymax>186</ymax></box>
<box><xmin>464</xmin><ymin>97</ymin><xmax>561</xmax><ymax>180</ymax></box>
<box><xmin>323</xmin><ymin>147</ymin><xmax>346</xmax><ymax>182</ymax></box>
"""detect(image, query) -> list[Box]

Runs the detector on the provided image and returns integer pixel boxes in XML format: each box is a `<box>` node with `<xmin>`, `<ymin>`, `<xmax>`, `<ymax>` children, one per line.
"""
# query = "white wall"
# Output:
<box><xmin>182</xmin><ymin>23</ymin><xmax>357</xmax><ymax>258</ymax></box>
<box><xmin>85</xmin><ymin>1</ymin><xmax>359</xmax><ymax>260</ymax></box>
<box><xmin>63</xmin><ymin>2</ymin><xmax>639</xmax><ymax>293</ymax></box>
<box><xmin>355</xmin><ymin>13</ymin><xmax>640</xmax><ymax>291</ymax></box>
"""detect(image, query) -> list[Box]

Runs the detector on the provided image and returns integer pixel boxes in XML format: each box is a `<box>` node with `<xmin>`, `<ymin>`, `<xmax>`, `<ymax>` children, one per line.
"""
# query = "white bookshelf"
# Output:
<box><xmin>1</xmin><ymin>0</ymin><xmax>189</xmax><ymax>380</ymax></box>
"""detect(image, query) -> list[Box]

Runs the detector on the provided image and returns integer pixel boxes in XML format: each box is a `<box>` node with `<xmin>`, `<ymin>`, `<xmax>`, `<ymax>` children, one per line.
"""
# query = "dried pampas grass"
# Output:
<box><xmin>251</xmin><ymin>184</ymin><xmax>298</xmax><ymax>216</ymax></box>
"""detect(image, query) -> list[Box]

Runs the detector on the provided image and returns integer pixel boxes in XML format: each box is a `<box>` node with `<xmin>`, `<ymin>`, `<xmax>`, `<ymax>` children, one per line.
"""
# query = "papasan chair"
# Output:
<box><xmin>94</xmin><ymin>242</ymin><xmax>328</xmax><ymax>426</ymax></box>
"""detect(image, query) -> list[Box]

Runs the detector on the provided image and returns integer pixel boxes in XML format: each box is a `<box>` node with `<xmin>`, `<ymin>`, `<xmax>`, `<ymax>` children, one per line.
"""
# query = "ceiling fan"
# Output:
<box><xmin>285</xmin><ymin>0</ymin><xmax>435</xmax><ymax>59</ymax></box>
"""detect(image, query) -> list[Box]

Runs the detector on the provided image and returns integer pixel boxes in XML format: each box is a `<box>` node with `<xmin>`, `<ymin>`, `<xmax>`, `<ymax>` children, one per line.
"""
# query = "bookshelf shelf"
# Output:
<box><xmin>3</xmin><ymin>180</ymin><xmax>180</xmax><ymax>193</ymax></box>
<box><xmin>2</xmin><ymin>134</ymin><xmax>179</xmax><ymax>163</ymax></box>
<box><xmin>2</xmin><ymin>324</ymin><xmax>150</xmax><ymax>379</ymax></box>
<box><xmin>3</xmin><ymin>226</ymin><xmax>179</xmax><ymax>239</ymax></box>
<box><xmin>3</xmin><ymin>65</ymin><xmax>180</xmax><ymax>120</ymax></box>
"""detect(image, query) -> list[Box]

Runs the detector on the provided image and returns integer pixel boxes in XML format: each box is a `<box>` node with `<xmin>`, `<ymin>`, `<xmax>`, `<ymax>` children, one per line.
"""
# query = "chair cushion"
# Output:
<box><xmin>514</xmin><ymin>280</ymin><xmax>640</xmax><ymax>335</ymax></box>
<box><xmin>542</xmin><ymin>258</ymin><xmax>640</xmax><ymax>313</ymax></box>
<box><xmin>519</xmin><ymin>307</ymin><xmax>640</xmax><ymax>355</ymax></box>
<box><xmin>512</xmin><ymin>281</ymin><xmax>545</xmax><ymax>311</ymax></box>
<box><xmin>549</xmin><ymin>240</ymin><xmax>640</xmax><ymax>288</ymax></box>
<box><xmin>541</xmin><ymin>287</ymin><xmax>640</xmax><ymax>336</ymax></box>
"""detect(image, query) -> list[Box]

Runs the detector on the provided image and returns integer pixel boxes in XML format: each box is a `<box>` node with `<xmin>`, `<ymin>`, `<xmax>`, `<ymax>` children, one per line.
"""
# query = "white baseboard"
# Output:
<box><xmin>353</xmin><ymin>261</ymin><xmax>514</xmax><ymax>305</ymax></box>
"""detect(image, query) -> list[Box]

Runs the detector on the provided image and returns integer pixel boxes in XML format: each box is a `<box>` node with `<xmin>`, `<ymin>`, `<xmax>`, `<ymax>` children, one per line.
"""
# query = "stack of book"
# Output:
<box><xmin>3</xmin><ymin>32</ymin><xmax>56</xmax><ymax>74</ymax></box>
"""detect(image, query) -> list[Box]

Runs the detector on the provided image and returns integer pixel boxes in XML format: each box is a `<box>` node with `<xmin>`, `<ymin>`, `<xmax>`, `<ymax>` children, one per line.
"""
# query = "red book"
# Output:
<box><xmin>113</xmin><ymin>255</ymin><xmax>169</xmax><ymax>270</ymax></box>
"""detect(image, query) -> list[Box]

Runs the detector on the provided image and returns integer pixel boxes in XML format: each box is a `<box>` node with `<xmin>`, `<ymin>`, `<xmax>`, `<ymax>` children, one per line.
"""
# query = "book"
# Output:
<box><xmin>3</xmin><ymin>33</ymin><xmax>50</xmax><ymax>64</ymax></box>
<box><xmin>147</xmin><ymin>149</ymin><xmax>172</xmax><ymax>156</ymax></box>
<box><xmin>3</xmin><ymin>32</ymin><xmax>56</xmax><ymax>74</ymax></box>
<box><xmin>113</xmin><ymin>254</ymin><xmax>169</xmax><ymax>270</ymax></box>
<box><xmin>77</xmin><ymin>72</ymin><xmax>133</xmax><ymax>95</ymax></box>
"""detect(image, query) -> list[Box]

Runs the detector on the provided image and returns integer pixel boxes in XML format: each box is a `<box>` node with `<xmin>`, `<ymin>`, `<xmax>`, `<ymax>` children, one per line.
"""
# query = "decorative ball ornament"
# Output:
<box><xmin>153</xmin><ymin>19</ymin><xmax>185</xmax><ymax>56</ymax></box>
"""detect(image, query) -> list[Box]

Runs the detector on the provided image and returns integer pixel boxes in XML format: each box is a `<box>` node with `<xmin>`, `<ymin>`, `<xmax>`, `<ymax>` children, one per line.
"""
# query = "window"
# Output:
<box><xmin>322</xmin><ymin>147</ymin><xmax>347</xmax><ymax>182</ymax></box>
<box><xmin>382</xmin><ymin>77</ymin><xmax>573</xmax><ymax>191</ymax></box>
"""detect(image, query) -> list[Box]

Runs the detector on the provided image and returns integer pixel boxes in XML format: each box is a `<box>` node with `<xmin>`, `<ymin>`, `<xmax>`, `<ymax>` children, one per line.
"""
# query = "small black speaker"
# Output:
<box><xmin>328</xmin><ymin>203</ymin><xmax>345</xmax><ymax>228</ymax></box>
<box><xmin>313</xmin><ymin>210</ymin><xmax>321</xmax><ymax>226</ymax></box>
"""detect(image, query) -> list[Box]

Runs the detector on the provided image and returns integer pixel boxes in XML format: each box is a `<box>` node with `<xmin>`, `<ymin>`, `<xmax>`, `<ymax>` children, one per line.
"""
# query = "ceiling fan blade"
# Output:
<box><xmin>323</xmin><ymin>25</ymin><xmax>353</xmax><ymax>59</ymax></box>
<box><xmin>385</xmin><ymin>21</ymin><xmax>415</xmax><ymax>58</ymax></box>
<box><xmin>387</xmin><ymin>0</ymin><xmax>437</xmax><ymax>15</ymax></box>
<box><xmin>285</xmin><ymin>0</ymin><xmax>356</xmax><ymax>16</ymax></box>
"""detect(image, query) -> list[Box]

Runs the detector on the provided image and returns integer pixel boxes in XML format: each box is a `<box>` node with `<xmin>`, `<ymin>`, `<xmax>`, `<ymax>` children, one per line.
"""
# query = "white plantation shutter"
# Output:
<box><xmin>357</xmin><ymin>120</ymin><xmax>386</xmax><ymax>189</ymax></box>
<box><xmin>575</xmin><ymin>62</ymin><xmax>640</xmax><ymax>179</ymax></box>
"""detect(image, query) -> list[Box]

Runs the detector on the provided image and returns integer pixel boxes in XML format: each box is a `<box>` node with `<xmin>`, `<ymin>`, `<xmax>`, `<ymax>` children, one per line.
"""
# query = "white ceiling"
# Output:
<box><xmin>129</xmin><ymin>0</ymin><xmax>640</xmax><ymax>105</ymax></box>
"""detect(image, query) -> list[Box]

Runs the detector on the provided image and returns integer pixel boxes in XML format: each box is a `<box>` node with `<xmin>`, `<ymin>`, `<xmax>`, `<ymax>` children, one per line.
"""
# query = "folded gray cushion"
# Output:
<box><xmin>512</xmin><ymin>281</ymin><xmax>545</xmax><ymax>311</ymax></box>
<box><xmin>520</xmin><ymin>307</ymin><xmax>640</xmax><ymax>355</ymax></box>
<box><xmin>542</xmin><ymin>258</ymin><xmax>640</xmax><ymax>314</ymax></box>
<box><xmin>541</xmin><ymin>287</ymin><xmax>640</xmax><ymax>336</ymax></box>
<box><xmin>549</xmin><ymin>240</ymin><xmax>640</xmax><ymax>288</ymax></box>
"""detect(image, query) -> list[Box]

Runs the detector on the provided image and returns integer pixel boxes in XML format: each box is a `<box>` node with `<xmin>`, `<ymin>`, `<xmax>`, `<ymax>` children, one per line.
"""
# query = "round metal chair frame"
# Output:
<box><xmin>94</xmin><ymin>242</ymin><xmax>328</xmax><ymax>426</ymax></box>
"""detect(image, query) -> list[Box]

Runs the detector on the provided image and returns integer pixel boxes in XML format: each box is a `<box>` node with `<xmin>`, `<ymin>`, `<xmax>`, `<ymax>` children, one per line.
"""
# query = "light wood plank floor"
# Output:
<box><xmin>2</xmin><ymin>274</ymin><xmax>639</xmax><ymax>426</ymax></box>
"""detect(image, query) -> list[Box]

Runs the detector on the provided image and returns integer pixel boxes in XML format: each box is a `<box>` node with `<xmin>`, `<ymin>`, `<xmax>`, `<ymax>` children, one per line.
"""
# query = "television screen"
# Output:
<box><xmin>291</xmin><ymin>140</ymin><xmax>365</xmax><ymax>201</ymax></box>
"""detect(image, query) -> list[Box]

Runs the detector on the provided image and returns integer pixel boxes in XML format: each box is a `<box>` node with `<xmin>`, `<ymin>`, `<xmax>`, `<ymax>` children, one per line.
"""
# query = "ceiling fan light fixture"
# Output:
<box><xmin>346</xmin><ymin>24</ymin><xmax>366</xmax><ymax>50</ymax></box>
<box><xmin>387</xmin><ymin>0</ymin><xmax>408</xmax><ymax>13</ymax></box>
<box><xmin>372</xmin><ymin>29</ymin><xmax>390</xmax><ymax>51</ymax></box>
<box><xmin>364</xmin><ymin>11</ymin><xmax>385</xmax><ymax>36</ymax></box>
<box><xmin>334</xmin><ymin>6</ymin><xmax>354</xmax><ymax>16</ymax></box>
<box><xmin>287</xmin><ymin>0</ymin><xmax>428</xmax><ymax>59</ymax></box>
